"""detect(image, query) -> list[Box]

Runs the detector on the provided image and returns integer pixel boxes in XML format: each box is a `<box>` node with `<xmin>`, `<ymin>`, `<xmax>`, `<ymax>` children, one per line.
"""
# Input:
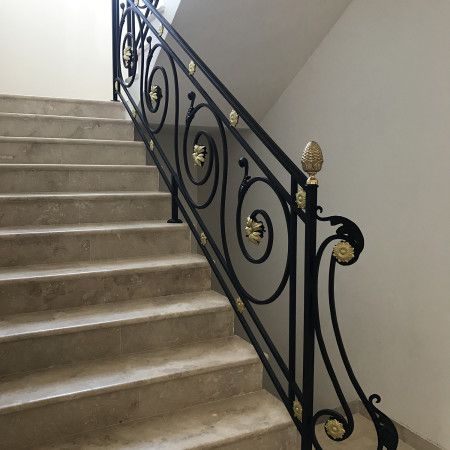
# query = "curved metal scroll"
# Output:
<box><xmin>111</xmin><ymin>1</ymin><xmax>399</xmax><ymax>448</ymax></box>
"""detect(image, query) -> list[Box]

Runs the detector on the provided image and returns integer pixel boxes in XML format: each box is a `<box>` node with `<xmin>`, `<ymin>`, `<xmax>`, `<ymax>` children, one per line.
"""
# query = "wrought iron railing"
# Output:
<box><xmin>111</xmin><ymin>1</ymin><xmax>398</xmax><ymax>448</ymax></box>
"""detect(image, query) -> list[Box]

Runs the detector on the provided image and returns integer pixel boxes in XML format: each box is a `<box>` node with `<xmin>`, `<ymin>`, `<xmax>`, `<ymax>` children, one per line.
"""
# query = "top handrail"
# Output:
<box><xmin>139</xmin><ymin>0</ymin><xmax>307</xmax><ymax>185</ymax></box>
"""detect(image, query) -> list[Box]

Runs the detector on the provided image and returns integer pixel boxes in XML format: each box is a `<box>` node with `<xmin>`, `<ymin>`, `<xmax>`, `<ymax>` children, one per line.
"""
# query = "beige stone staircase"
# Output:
<box><xmin>0</xmin><ymin>94</ymin><xmax>299</xmax><ymax>449</ymax></box>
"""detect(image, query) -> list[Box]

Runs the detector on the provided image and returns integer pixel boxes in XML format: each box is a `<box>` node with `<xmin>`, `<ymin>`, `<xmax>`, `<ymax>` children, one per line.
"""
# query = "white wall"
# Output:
<box><xmin>0</xmin><ymin>0</ymin><xmax>113</xmax><ymax>100</ymax></box>
<box><xmin>247</xmin><ymin>0</ymin><xmax>450</xmax><ymax>447</ymax></box>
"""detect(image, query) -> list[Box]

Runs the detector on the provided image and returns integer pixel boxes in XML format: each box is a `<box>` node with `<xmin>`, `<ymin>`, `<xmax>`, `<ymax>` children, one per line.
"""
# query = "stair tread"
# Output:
<box><xmin>0</xmin><ymin>254</ymin><xmax>208</xmax><ymax>282</ymax></box>
<box><xmin>0</xmin><ymin>191</ymin><xmax>170</xmax><ymax>199</ymax></box>
<box><xmin>0</xmin><ymin>336</ymin><xmax>257</xmax><ymax>414</ymax></box>
<box><xmin>0</xmin><ymin>111</ymin><xmax>131</xmax><ymax>123</ymax></box>
<box><xmin>0</xmin><ymin>93</ymin><xmax>125</xmax><ymax>108</ymax></box>
<box><xmin>0</xmin><ymin>220</ymin><xmax>187</xmax><ymax>236</ymax></box>
<box><xmin>0</xmin><ymin>163</ymin><xmax>153</xmax><ymax>170</ymax></box>
<box><xmin>37</xmin><ymin>390</ymin><xmax>292</xmax><ymax>450</ymax></box>
<box><xmin>0</xmin><ymin>290</ymin><xmax>229</xmax><ymax>342</ymax></box>
<box><xmin>0</xmin><ymin>136</ymin><xmax>143</xmax><ymax>146</ymax></box>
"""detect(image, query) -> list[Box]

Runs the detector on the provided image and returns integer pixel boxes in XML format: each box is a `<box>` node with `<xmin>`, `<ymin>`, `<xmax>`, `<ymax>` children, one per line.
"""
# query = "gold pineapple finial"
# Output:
<box><xmin>301</xmin><ymin>141</ymin><xmax>323</xmax><ymax>185</ymax></box>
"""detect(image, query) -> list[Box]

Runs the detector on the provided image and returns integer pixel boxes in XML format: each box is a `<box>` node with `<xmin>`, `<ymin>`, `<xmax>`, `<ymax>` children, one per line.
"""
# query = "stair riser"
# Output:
<box><xmin>0</xmin><ymin>115</ymin><xmax>133</xmax><ymax>140</ymax></box>
<box><xmin>0</xmin><ymin>166</ymin><xmax>158</xmax><ymax>193</ymax></box>
<box><xmin>0</xmin><ymin>195</ymin><xmax>171</xmax><ymax>227</ymax></box>
<box><xmin>0</xmin><ymin>227</ymin><xmax>190</xmax><ymax>267</ymax></box>
<box><xmin>0</xmin><ymin>96</ymin><xmax>127</xmax><ymax>119</ymax></box>
<box><xmin>0</xmin><ymin>309</ymin><xmax>233</xmax><ymax>377</ymax></box>
<box><xmin>0</xmin><ymin>363</ymin><xmax>262</xmax><ymax>449</ymax></box>
<box><xmin>0</xmin><ymin>264</ymin><xmax>211</xmax><ymax>315</ymax></box>
<box><xmin>217</xmin><ymin>427</ymin><xmax>300</xmax><ymax>450</ymax></box>
<box><xmin>0</xmin><ymin>140</ymin><xmax>146</xmax><ymax>165</ymax></box>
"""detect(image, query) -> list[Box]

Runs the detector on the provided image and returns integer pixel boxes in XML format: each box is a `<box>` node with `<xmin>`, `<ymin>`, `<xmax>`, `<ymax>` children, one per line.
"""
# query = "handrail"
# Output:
<box><xmin>111</xmin><ymin>2</ymin><xmax>398</xmax><ymax>449</ymax></box>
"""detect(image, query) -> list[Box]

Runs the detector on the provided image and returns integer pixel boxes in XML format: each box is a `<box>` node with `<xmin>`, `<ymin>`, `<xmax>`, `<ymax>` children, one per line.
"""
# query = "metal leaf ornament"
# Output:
<box><xmin>245</xmin><ymin>216</ymin><xmax>265</xmax><ymax>244</ymax></box>
<box><xmin>123</xmin><ymin>46</ymin><xmax>133</xmax><ymax>68</ymax></box>
<box><xmin>192</xmin><ymin>144</ymin><xmax>207</xmax><ymax>167</ymax></box>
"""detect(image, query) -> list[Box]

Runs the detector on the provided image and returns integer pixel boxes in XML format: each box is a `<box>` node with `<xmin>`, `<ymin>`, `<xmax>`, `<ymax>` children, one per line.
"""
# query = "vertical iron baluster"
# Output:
<box><xmin>288</xmin><ymin>176</ymin><xmax>298</xmax><ymax>404</ymax></box>
<box><xmin>167</xmin><ymin>175</ymin><xmax>182</xmax><ymax>223</ymax></box>
<box><xmin>112</xmin><ymin>0</ymin><xmax>119</xmax><ymax>101</ymax></box>
<box><xmin>301</xmin><ymin>179</ymin><xmax>318</xmax><ymax>450</ymax></box>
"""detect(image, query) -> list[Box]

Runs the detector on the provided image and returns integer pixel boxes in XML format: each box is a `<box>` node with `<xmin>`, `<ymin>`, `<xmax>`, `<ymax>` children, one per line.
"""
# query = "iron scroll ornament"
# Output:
<box><xmin>111</xmin><ymin>1</ymin><xmax>399</xmax><ymax>448</ymax></box>
<box><xmin>313</xmin><ymin>212</ymin><xmax>399</xmax><ymax>449</ymax></box>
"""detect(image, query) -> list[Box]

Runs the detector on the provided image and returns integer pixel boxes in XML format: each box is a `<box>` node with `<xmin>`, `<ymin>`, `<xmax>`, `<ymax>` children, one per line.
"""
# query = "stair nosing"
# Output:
<box><xmin>0</xmin><ymin>191</ymin><xmax>170</xmax><ymax>199</ymax></box>
<box><xmin>0</xmin><ymin>221</ymin><xmax>188</xmax><ymax>238</ymax></box>
<box><xmin>0</xmin><ymin>136</ymin><xmax>144</xmax><ymax>147</ymax></box>
<box><xmin>0</xmin><ymin>336</ymin><xmax>258</xmax><ymax>415</ymax></box>
<box><xmin>0</xmin><ymin>254</ymin><xmax>209</xmax><ymax>283</ymax></box>
<box><xmin>0</xmin><ymin>93</ymin><xmax>125</xmax><ymax>108</ymax></box>
<box><xmin>0</xmin><ymin>163</ymin><xmax>155</xmax><ymax>171</ymax></box>
<box><xmin>0</xmin><ymin>291</ymin><xmax>230</xmax><ymax>343</ymax></box>
<box><xmin>0</xmin><ymin>111</ymin><xmax>132</xmax><ymax>124</ymax></box>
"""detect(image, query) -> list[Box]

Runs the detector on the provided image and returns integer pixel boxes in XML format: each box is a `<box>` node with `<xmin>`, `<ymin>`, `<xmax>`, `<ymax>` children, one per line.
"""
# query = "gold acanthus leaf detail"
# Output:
<box><xmin>188</xmin><ymin>60</ymin><xmax>196</xmax><ymax>75</ymax></box>
<box><xmin>235</xmin><ymin>297</ymin><xmax>245</xmax><ymax>313</ymax></box>
<box><xmin>192</xmin><ymin>144</ymin><xmax>207</xmax><ymax>167</ymax></box>
<box><xmin>149</xmin><ymin>85</ymin><xmax>160</xmax><ymax>103</ymax></box>
<box><xmin>245</xmin><ymin>216</ymin><xmax>264</xmax><ymax>245</ymax></box>
<box><xmin>149</xmin><ymin>139</ymin><xmax>154</xmax><ymax>151</ymax></box>
<box><xmin>295</xmin><ymin>188</ymin><xmax>306</xmax><ymax>209</ymax></box>
<box><xmin>158</xmin><ymin>25</ymin><xmax>164</xmax><ymax>36</ymax></box>
<box><xmin>325</xmin><ymin>418</ymin><xmax>346</xmax><ymax>440</ymax></box>
<box><xmin>293</xmin><ymin>400</ymin><xmax>302</xmax><ymax>420</ymax></box>
<box><xmin>123</xmin><ymin>46</ymin><xmax>133</xmax><ymax>68</ymax></box>
<box><xmin>229</xmin><ymin>110</ymin><xmax>239</xmax><ymax>127</ymax></box>
<box><xmin>332</xmin><ymin>241</ymin><xmax>355</xmax><ymax>263</ymax></box>
<box><xmin>200</xmin><ymin>232</ymin><xmax>207</xmax><ymax>246</ymax></box>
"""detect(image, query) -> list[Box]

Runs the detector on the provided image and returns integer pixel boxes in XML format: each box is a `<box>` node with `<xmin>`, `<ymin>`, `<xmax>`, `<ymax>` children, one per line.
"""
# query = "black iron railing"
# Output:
<box><xmin>111</xmin><ymin>1</ymin><xmax>398</xmax><ymax>448</ymax></box>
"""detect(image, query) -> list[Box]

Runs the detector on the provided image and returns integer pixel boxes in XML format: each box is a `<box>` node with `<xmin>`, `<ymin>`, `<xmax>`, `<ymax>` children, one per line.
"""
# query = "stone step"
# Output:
<box><xmin>0</xmin><ymin>290</ymin><xmax>232</xmax><ymax>377</ymax></box>
<box><xmin>0</xmin><ymin>94</ymin><xmax>127</xmax><ymax>119</ymax></box>
<box><xmin>0</xmin><ymin>191</ymin><xmax>171</xmax><ymax>227</ymax></box>
<box><xmin>0</xmin><ymin>164</ymin><xmax>158</xmax><ymax>193</ymax></box>
<box><xmin>0</xmin><ymin>113</ymin><xmax>133</xmax><ymax>140</ymax></box>
<box><xmin>37</xmin><ymin>391</ymin><xmax>298</xmax><ymax>450</ymax></box>
<box><xmin>0</xmin><ymin>337</ymin><xmax>261</xmax><ymax>449</ymax></box>
<box><xmin>0</xmin><ymin>137</ymin><xmax>146</xmax><ymax>165</ymax></box>
<box><xmin>0</xmin><ymin>222</ymin><xmax>190</xmax><ymax>268</ymax></box>
<box><xmin>0</xmin><ymin>254</ymin><xmax>210</xmax><ymax>315</ymax></box>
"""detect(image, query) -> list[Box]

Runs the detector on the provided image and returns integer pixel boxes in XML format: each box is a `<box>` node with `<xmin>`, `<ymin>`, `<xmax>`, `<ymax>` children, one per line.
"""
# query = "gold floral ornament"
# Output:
<box><xmin>192</xmin><ymin>144</ymin><xmax>207</xmax><ymax>167</ymax></box>
<box><xmin>332</xmin><ymin>241</ymin><xmax>355</xmax><ymax>263</ymax></box>
<box><xmin>235</xmin><ymin>297</ymin><xmax>245</xmax><ymax>313</ymax></box>
<box><xmin>325</xmin><ymin>418</ymin><xmax>345</xmax><ymax>440</ymax></box>
<box><xmin>123</xmin><ymin>46</ymin><xmax>133</xmax><ymax>68</ymax></box>
<box><xmin>229</xmin><ymin>109</ymin><xmax>239</xmax><ymax>127</ymax></box>
<box><xmin>200</xmin><ymin>232</ymin><xmax>207</xmax><ymax>246</ymax></box>
<box><xmin>295</xmin><ymin>187</ymin><xmax>306</xmax><ymax>209</ymax></box>
<box><xmin>158</xmin><ymin>25</ymin><xmax>164</xmax><ymax>36</ymax></box>
<box><xmin>293</xmin><ymin>400</ymin><xmax>302</xmax><ymax>420</ymax></box>
<box><xmin>245</xmin><ymin>216</ymin><xmax>265</xmax><ymax>245</ymax></box>
<box><xmin>301</xmin><ymin>141</ymin><xmax>323</xmax><ymax>185</ymax></box>
<box><xmin>188</xmin><ymin>60</ymin><xmax>196</xmax><ymax>76</ymax></box>
<box><xmin>149</xmin><ymin>85</ymin><xmax>161</xmax><ymax>104</ymax></box>
<box><xmin>149</xmin><ymin>139</ymin><xmax>154</xmax><ymax>151</ymax></box>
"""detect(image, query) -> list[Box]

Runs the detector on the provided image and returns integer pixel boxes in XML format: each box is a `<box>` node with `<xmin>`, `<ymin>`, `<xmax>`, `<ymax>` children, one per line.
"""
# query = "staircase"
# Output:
<box><xmin>0</xmin><ymin>94</ymin><xmax>299</xmax><ymax>449</ymax></box>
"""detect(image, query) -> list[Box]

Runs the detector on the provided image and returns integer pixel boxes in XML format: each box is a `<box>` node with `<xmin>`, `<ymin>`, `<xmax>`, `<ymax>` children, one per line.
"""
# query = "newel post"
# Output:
<box><xmin>111</xmin><ymin>0</ymin><xmax>119</xmax><ymax>101</ymax></box>
<box><xmin>301</xmin><ymin>141</ymin><xmax>323</xmax><ymax>450</ymax></box>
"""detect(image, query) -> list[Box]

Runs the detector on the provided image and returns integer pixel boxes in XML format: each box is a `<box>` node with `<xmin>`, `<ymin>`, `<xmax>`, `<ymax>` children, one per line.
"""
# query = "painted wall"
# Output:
<box><xmin>229</xmin><ymin>0</ymin><xmax>449</xmax><ymax>447</ymax></box>
<box><xmin>0</xmin><ymin>0</ymin><xmax>113</xmax><ymax>100</ymax></box>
